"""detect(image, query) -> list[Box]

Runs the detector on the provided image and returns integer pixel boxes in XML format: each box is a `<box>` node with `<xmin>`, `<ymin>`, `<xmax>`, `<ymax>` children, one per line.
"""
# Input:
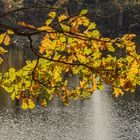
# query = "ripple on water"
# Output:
<box><xmin>0</xmin><ymin>87</ymin><xmax>140</xmax><ymax>140</ymax></box>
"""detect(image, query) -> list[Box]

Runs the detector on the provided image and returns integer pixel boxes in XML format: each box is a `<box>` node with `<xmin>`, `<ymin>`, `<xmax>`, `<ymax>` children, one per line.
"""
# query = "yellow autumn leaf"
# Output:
<box><xmin>80</xmin><ymin>81</ymin><xmax>85</xmax><ymax>88</ymax></box>
<box><xmin>91</xmin><ymin>30</ymin><xmax>100</xmax><ymax>38</ymax></box>
<box><xmin>28</xmin><ymin>99</ymin><xmax>35</xmax><ymax>109</ymax></box>
<box><xmin>93</xmin><ymin>52</ymin><xmax>101</xmax><ymax>60</ymax></box>
<box><xmin>122</xmin><ymin>34</ymin><xmax>136</xmax><ymax>41</ymax></box>
<box><xmin>129</xmin><ymin>60</ymin><xmax>139</xmax><ymax>74</ymax></box>
<box><xmin>88</xmin><ymin>23</ymin><xmax>96</xmax><ymax>30</ymax></box>
<box><xmin>126</xmin><ymin>46</ymin><xmax>136</xmax><ymax>52</ymax></box>
<box><xmin>93</xmin><ymin>60</ymin><xmax>101</xmax><ymax>67</ymax></box>
<box><xmin>48</xmin><ymin>11</ymin><xmax>56</xmax><ymax>18</ymax></box>
<box><xmin>120</xmin><ymin>78</ymin><xmax>126</xmax><ymax>86</ymax></box>
<box><xmin>60</xmin><ymin>36</ymin><xmax>66</xmax><ymax>42</ymax></box>
<box><xmin>40</xmin><ymin>99</ymin><xmax>47</xmax><ymax>107</ymax></box>
<box><xmin>107</xmin><ymin>43</ymin><xmax>115</xmax><ymax>52</ymax></box>
<box><xmin>0</xmin><ymin>33</ymin><xmax>6</xmax><ymax>44</ymax></box>
<box><xmin>45</xmin><ymin>19</ymin><xmax>53</xmax><ymax>25</ymax></box>
<box><xmin>126</xmin><ymin>56</ymin><xmax>133</xmax><ymax>62</ymax></box>
<box><xmin>18</xmin><ymin>22</ymin><xmax>35</xmax><ymax>29</ymax></box>
<box><xmin>0</xmin><ymin>47</ymin><xmax>7</xmax><ymax>55</ymax></box>
<box><xmin>113</xmin><ymin>88</ymin><xmax>124</xmax><ymax>97</ymax></box>
<box><xmin>39</xmin><ymin>46</ymin><xmax>45</xmax><ymax>54</ymax></box>
<box><xmin>77</xmin><ymin>54</ymin><xmax>87</xmax><ymax>63</ymax></box>
<box><xmin>37</xmin><ymin>26</ymin><xmax>52</xmax><ymax>31</ymax></box>
<box><xmin>60</xmin><ymin>24</ymin><xmax>70</xmax><ymax>32</ymax></box>
<box><xmin>58</xmin><ymin>15</ymin><xmax>68</xmax><ymax>22</ymax></box>
<box><xmin>82</xmin><ymin>19</ymin><xmax>89</xmax><ymax>27</ymax></box>
<box><xmin>50</xmin><ymin>33</ymin><xmax>56</xmax><ymax>39</ymax></box>
<box><xmin>11</xmin><ymin>92</ymin><xmax>16</xmax><ymax>100</ymax></box>
<box><xmin>92</xmin><ymin>77</ymin><xmax>97</xmax><ymax>91</ymax></box>
<box><xmin>41</xmin><ymin>36</ymin><xmax>52</xmax><ymax>48</ymax></box>
<box><xmin>7</xmin><ymin>30</ymin><xmax>14</xmax><ymax>34</ymax></box>
<box><xmin>21</xmin><ymin>101</ymin><xmax>28</xmax><ymax>110</ymax></box>
<box><xmin>16</xmin><ymin>94</ymin><xmax>21</xmax><ymax>99</ymax></box>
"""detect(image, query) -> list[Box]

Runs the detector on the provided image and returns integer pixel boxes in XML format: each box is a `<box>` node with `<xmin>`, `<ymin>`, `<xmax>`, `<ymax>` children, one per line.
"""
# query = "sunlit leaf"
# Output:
<box><xmin>4</xmin><ymin>34</ymin><xmax>10</xmax><ymax>46</ymax></box>
<box><xmin>80</xmin><ymin>9</ymin><xmax>88</xmax><ymax>15</ymax></box>
<box><xmin>58</xmin><ymin>15</ymin><xmax>68</xmax><ymax>22</ymax></box>
<box><xmin>45</xmin><ymin>19</ymin><xmax>53</xmax><ymax>25</ymax></box>
<box><xmin>48</xmin><ymin>11</ymin><xmax>56</xmax><ymax>19</ymax></box>
<box><xmin>18</xmin><ymin>22</ymin><xmax>35</xmax><ymax>29</ymax></box>
<box><xmin>0</xmin><ymin>33</ymin><xmax>6</xmax><ymax>44</ymax></box>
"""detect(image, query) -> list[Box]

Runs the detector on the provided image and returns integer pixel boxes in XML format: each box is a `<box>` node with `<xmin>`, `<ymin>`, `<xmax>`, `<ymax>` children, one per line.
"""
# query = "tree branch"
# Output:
<box><xmin>27</xmin><ymin>35</ymin><xmax>117</xmax><ymax>73</ymax></box>
<box><xmin>0</xmin><ymin>6</ymin><xmax>64</xmax><ymax>18</ymax></box>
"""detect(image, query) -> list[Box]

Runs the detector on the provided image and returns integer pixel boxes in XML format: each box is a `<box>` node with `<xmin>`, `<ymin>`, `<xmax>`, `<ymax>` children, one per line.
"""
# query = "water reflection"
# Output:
<box><xmin>0</xmin><ymin>46</ymin><xmax>24</xmax><ymax>108</ymax></box>
<box><xmin>0</xmin><ymin>46</ymin><xmax>140</xmax><ymax>140</ymax></box>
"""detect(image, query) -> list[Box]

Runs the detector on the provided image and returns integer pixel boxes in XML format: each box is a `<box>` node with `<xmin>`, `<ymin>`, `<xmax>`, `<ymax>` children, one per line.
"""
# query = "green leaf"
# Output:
<box><xmin>68</xmin><ymin>38</ymin><xmax>73</xmax><ymax>44</ymax></box>
<box><xmin>60</xmin><ymin>37</ymin><xmax>66</xmax><ymax>42</ymax></box>
<box><xmin>91</xmin><ymin>30</ymin><xmax>100</xmax><ymax>38</ymax></box>
<box><xmin>126</xmin><ymin>56</ymin><xmax>133</xmax><ymax>62</ymax></box>
<box><xmin>107</xmin><ymin>43</ymin><xmax>115</xmax><ymax>52</ymax></box>
<box><xmin>45</xmin><ymin>19</ymin><xmax>53</xmax><ymax>25</ymax></box>
<box><xmin>60</xmin><ymin>24</ymin><xmax>70</xmax><ymax>32</ymax></box>
<box><xmin>84</xmin><ymin>48</ymin><xmax>92</xmax><ymax>55</ymax></box>
<box><xmin>93</xmin><ymin>52</ymin><xmax>101</xmax><ymax>60</ymax></box>
<box><xmin>88</xmin><ymin>23</ymin><xmax>96</xmax><ymax>30</ymax></box>
<box><xmin>80</xmin><ymin>9</ymin><xmax>88</xmax><ymax>15</ymax></box>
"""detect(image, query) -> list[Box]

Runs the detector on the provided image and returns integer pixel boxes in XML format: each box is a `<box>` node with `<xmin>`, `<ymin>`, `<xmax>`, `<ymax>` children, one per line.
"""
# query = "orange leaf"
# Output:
<box><xmin>4</xmin><ymin>35</ymin><xmax>10</xmax><ymax>46</ymax></box>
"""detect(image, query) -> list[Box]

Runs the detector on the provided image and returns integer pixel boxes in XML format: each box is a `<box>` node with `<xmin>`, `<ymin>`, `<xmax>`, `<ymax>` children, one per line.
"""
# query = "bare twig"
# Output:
<box><xmin>0</xmin><ymin>6</ymin><xmax>64</xmax><ymax>18</ymax></box>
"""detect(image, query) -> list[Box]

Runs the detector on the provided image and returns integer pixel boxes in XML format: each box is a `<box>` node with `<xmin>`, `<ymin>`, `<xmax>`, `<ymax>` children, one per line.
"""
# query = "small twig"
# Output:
<box><xmin>0</xmin><ymin>6</ymin><xmax>64</xmax><ymax>18</ymax></box>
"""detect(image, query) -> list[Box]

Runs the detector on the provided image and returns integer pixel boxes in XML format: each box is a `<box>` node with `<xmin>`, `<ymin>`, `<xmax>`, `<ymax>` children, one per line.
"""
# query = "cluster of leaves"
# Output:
<box><xmin>0</xmin><ymin>30</ymin><xmax>14</xmax><ymax>63</ymax></box>
<box><xmin>0</xmin><ymin>9</ymin><xmax>140</xmax><ymax>109</ymax></box>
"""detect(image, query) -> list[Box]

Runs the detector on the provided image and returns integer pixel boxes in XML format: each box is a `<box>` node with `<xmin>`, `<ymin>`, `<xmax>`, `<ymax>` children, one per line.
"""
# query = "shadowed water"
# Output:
<box><xmin>0</xmin><ymin>46</ymin><xmax>140</xmax><ymax>140</ymax></box>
